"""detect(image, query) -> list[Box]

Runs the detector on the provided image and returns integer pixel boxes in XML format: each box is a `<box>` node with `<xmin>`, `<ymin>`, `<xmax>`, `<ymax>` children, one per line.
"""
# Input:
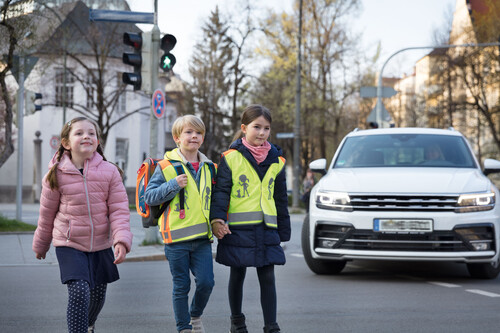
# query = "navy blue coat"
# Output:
<box><xmin>210</xmin><ymin>139</ymin><xmax>291</xmax><ymax>267</ymax></box>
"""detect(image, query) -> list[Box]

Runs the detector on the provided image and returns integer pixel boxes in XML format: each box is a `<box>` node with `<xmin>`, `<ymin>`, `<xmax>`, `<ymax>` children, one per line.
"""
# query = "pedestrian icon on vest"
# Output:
<box><xmin>237</xmin><ymin>174</ymin><xmax>250</xmax><ymax>198</ymax></box>
<box><xmin>175</xmin><ymin>189</ymin><xmax>189</xmax><ymax>211</ymax></box>
<box><xmin>268</xmin><ymin>177</ymin><xmax>274</xmax><ymax>199</ymax></box>
<box><xmin>204</xmin><ymin>187</ymin><xmax>210</xmax><ymax>210</ymax></box>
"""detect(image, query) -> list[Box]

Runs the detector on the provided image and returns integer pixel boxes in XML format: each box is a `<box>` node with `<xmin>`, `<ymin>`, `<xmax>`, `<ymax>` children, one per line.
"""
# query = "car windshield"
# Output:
<box><xmin>334</xmin><ymin>134</ymin><xmax>477</xmax><ymax>168</ymax></box>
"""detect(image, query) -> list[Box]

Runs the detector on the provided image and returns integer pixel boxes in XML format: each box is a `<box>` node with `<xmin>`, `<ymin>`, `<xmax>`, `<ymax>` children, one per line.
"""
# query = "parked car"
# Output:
<box><xmin>302</xmin><ymin>127</ymin><xmax>500</xmax><ymax>279</ymax></box>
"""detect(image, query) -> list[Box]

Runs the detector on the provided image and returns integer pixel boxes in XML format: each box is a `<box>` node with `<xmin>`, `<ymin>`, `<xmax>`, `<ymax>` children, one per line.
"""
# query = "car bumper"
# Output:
<box><xmin>308</xmin><ymin>208</ymin><xmax>500</xmax><ymax>264</ymax></box>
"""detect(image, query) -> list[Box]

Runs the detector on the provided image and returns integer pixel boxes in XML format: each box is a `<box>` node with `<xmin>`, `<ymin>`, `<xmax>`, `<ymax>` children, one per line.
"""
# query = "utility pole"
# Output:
<box><xmin>16</xmin><ymin>57</ymin><xmax>25</xmax><ymax>221</ymax></box>
<box><xmin>292</xmin><ymin>0</ymin><xmax>303</xmax><ymax>209</ymax></box>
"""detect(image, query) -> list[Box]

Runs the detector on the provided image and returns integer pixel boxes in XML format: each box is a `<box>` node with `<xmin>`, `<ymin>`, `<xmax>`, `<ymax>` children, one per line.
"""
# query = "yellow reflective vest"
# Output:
<box><xmin>223</xmin><ymin>149</ymin><xmax>285</xmax><ymax>228</ymax></box>
<box><xmin>157</xmin><ymin>149</ymin><xmax>214</xmax><ymax>244</ymax></box>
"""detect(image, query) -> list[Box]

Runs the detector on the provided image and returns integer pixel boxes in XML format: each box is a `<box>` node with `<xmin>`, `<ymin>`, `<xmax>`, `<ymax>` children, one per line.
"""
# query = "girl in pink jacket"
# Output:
<box><xmin>32</xmin><ymin>117</ymin><xmax>133</xmax><ymax>333</ymax></box>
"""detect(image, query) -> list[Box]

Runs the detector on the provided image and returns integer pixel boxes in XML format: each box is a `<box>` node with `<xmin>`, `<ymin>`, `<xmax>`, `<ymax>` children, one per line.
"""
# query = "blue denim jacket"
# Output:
<box><xmin>144</xmin><ymin>149</ymin><xmax>212</xmax><ymax>206</ymax></box>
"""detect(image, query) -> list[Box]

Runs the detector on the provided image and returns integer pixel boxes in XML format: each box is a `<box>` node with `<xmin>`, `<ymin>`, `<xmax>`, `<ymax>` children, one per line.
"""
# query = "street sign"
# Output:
<box><xmin>49</xmin><ymin>135</ymin><xmax>60</xmax><ymax>150</ymax></box>
<box><xmin>89</xmin><ymin>9</ymin><xmax>154</xmax><ymax>24</ymax></box>
<box><xmin>152</xmin><ymin>89</ymin><xmax>165</xmax><ymax>119</ymax></box>
<box><xmin>276</xmin><ymin>132</ymin><xmax>295</xmax><ymax>139</ymax></box>
<box><xmin>360</xmin><ymin>86</ymin><xmax>398</xmax><ymax>98</ymax></box>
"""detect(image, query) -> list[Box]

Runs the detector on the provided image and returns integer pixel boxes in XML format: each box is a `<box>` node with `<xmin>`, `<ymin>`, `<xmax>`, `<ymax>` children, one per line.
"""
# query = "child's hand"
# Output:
<box><xmin>212</xmin><ymin>220</ymin><xmax>231</xmax><ymax>239</ymax></box>
<box><xmin>113</xmin><ymin>243</ymin><xmax>127</xmax><ymax>264</ymax></box>
<box><xmin>176</xmin><ymin>174</ymin><xmax>188</xmax><ymax>188</ymax></box>
<box><xmin>35</xmin><ymin>252</ymin><xmax>46</xmax><ymax>260</ymax></box>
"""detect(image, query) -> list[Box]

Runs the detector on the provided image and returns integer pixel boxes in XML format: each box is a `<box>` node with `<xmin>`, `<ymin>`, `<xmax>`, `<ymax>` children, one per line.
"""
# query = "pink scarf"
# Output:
<box><xmin>242</xmin><ymin>137</ymin><xmax>271</xmax><ymax>164</ymax></box>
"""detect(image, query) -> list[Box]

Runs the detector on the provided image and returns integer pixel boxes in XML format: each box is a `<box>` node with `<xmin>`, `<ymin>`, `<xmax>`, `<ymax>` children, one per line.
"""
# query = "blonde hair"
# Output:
<box><xmin>172</xmin><ymin>115</ymin><xmax>206</xmax><ymax>145</ymax></box>
<box><xmin>46</xmin><ymin>117</ymin><xmax>122</xmax><ymax>190</ymax></box>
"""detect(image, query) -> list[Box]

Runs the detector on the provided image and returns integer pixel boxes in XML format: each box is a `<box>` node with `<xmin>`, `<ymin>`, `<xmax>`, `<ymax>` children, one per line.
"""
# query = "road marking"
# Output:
<box><xmin>290</xmin><ymin>253</ymin><xmax>304</xmax><ymax>258</ymax></box>
<box><xmin>466</xmin><ymin>289</ymin><xmax>500</xmax><ymax>298</ymax></box>
<box><xmin>428</xmin><ymin>281</ymin><xmax>461</xmax><ymax>288</ymax></box>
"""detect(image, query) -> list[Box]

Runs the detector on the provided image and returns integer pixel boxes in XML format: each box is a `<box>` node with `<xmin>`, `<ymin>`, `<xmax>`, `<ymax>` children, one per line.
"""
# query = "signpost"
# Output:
<box><xmin>276</xmin><ymin>132</ymin><xmax>295</xmax><ymax>139</ymax></box>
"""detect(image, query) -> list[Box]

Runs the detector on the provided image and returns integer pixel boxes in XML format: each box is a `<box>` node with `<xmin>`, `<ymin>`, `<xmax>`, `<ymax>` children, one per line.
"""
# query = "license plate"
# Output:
<box><xmin>373</xmin><ymin>219</ymin><xmax>433</xmax><ymax>232</ymax></box>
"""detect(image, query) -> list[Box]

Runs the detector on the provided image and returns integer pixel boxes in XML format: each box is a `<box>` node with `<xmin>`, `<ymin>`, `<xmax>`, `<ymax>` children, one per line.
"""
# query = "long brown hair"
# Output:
<box><xmin>46</xmin><ymin>117</ymin><xmax>123</xmax><ymax>190</ymax></box>
<box><xmin>232</xmin><ymin>104</ymin><xmax>273</xmax><ymax>142</ymax></box>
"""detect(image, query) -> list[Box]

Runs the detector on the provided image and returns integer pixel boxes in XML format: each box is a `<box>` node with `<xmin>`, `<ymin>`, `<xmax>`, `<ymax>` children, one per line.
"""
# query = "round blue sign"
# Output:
<box><xmin>152</xmin><ymin>89</ymin><xmax>165</xmax><ymax>119</ymax></box>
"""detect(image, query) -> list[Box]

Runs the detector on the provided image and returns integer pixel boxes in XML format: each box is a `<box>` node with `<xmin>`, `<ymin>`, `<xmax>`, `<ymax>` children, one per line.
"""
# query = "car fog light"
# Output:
<box><xmin>320</xmin><ymin>239</ymin><xmax>337</xmax><ymax>248</ymax></box>
<box><xmin>471</xmin><ymin>242</ymin><xmax>490</xmax><ymax>251</ymax></box>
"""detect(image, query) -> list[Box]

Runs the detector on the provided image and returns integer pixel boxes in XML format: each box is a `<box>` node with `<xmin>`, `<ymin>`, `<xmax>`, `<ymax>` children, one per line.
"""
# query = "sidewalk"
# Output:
<box><xmin>0</xmin><ymin>203</ymin><xmax>166</xmax><ymax>266</ymax></box>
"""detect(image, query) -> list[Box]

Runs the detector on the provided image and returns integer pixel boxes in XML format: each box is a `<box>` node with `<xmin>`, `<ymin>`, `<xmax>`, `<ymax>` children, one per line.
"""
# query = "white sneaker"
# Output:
<box><xmin>190</xmin><ymin>316</ymin><xmax>205</xmax><ymax>333</ymax></box>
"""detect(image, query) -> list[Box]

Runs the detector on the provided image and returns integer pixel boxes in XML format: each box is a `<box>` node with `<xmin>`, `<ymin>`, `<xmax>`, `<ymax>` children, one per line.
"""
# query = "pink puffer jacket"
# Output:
<box><xmin>32</xmin><ymin>151</ymin><xmax>133</xmax><ymax>255</ymax></box>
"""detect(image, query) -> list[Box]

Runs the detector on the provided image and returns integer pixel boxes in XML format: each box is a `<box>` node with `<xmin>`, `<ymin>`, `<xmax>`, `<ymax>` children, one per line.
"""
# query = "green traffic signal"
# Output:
<box><xmin>160</xmin><ymin>53</ymin><xmax>176</xmax><ymax>71</ymax></box>
<box><xmin>160</xmin><ymin>34</ymin><xmax>176</xmax><ymax>72</ymax></box>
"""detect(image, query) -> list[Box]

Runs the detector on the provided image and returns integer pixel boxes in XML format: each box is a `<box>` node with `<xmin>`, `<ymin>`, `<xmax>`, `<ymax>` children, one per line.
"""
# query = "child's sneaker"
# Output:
<box><xmin>88</xmin><ymin>325</ymin><xmax>95</xmax><ymax>333</ymax></box>
<box><xmin>190</xmin><ymin>316</ymin><xmax>205</xmax><ymax>333</ymax></box>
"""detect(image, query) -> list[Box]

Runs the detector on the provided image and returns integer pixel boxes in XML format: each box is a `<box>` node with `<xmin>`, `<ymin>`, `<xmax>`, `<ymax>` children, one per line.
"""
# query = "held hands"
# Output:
<box><xmin>114</xmin><ymin>243</ymin><xmax>127</xmax><ymax>264</ymax></box>
<box><xmin>176</xmin><ymin>174</ymin><xmax>188</xmax><ymax>188</ymax></box>
<box><xmin>212</xmin><ymin>219</ymin><xmax>231</xmax><ymax>239</ymax></box>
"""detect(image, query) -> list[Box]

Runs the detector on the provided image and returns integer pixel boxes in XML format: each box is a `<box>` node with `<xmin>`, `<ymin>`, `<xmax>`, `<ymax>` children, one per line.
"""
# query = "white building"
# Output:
<box><xmin>0</xmin><ymin>0</ymin><xmax>182</xmax><ymax>202</ymax></box>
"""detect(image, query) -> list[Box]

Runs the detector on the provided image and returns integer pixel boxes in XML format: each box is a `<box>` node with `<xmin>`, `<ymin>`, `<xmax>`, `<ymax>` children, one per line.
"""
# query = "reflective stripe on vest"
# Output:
<box><xmin>223</xmin><ymin>149</ymin><xmax>285</xmax><ymax>228</ymax></box>
<box><xmin>158</xmin><ymin>156</ymin><xmax>214</xmax><ymax>244</ymax></box>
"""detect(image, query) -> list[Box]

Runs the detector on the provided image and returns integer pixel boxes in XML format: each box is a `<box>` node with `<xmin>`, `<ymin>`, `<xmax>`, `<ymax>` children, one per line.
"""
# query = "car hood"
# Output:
<box><xmin>317</xmin><ymin>167</ymin><xmax>492</xmax><ymax>194</ymax></box>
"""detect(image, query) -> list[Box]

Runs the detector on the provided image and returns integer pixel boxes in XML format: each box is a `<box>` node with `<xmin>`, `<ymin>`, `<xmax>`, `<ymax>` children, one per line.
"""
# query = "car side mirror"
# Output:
<box><xmin>483</xmin><ymin>158</ymin><xmax>500</xmax><ymax>176</ymax></box>
<box><xmin>309</xmin><ymin>158</ymin><xmax>327</xmax><ymax>176</ymax></box>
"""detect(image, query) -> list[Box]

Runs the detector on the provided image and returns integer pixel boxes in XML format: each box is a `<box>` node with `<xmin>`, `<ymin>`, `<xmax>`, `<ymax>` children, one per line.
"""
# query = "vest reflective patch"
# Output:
<box><xmin>158</xmin><ymin>154</ymin><xmax>213</xmax><ymax>244</ymax></box>
<box><xmin>224</xmin><ymin>150</ymin><xmax>285</xmax><ymax>228</ymax></box>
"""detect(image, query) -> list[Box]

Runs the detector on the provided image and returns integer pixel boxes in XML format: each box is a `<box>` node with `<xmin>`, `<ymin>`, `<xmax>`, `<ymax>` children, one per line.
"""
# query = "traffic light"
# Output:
<box><xmin>122</xmin><ymin>32</ymin><xmax>143</xmax><ymax>90</ymax></box>
<box><xmin>25</xmin><ymin>90</ymin><xmax>42</xmax><ymax>114</ymax></box>
<box><xmin>160</xmin><ymin>34</ymin><xmax>176</xmax><ymax>72</ymax></box>
<box><xmin>140</xmin><ymin>31</ymin><xmax>152</xmax><ymax>94</ymax></box>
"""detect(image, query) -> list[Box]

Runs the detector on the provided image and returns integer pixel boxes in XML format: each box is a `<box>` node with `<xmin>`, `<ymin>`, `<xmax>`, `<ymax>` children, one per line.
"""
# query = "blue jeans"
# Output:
<box><xmin>164</xmin><ymin>239</ymin><xmax>214</xmax><ymax>332</ymax></box>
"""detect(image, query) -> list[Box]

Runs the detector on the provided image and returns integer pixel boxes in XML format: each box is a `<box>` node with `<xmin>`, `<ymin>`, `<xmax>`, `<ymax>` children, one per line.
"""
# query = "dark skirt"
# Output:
<box><xmin>55</xmin><ymin>247</ymin><xmax>119</xmax><ymax>289</ymax></box>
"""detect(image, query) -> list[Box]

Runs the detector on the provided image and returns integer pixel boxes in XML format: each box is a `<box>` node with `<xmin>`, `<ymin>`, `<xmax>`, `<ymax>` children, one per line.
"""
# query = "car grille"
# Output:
<box><xmin>349</xmin><ymin>194</ymin><xmax>459</xmax><ymax>212</ymax></box>
<box><xmin>315</xmin><ymin>223</ymin><xmax>494</xmax><ymax>252</ymax></box>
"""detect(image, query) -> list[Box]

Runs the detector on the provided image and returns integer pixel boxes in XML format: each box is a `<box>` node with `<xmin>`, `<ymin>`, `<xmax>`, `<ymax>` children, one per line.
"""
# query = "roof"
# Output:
<box><xmin>37</xmin><ymin>1</ymin><xmax>142</xmax><ymax>58</ymax></box>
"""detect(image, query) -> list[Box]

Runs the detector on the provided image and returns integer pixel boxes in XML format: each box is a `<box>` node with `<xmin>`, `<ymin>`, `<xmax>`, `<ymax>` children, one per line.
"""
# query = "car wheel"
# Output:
<box><xmin>301</xmin><ymin>214</ymin><xmax>347</xmax><ymax>275</ymax></box>
<box><xmin>466</xmin><ymin>257</ymin><xmax>500</xmax><ymax>279</ymax></box>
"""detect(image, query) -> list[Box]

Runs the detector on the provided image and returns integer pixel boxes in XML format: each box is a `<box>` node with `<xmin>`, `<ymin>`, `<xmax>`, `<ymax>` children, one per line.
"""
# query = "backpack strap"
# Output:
<box><xmin>206</xmin><ymin>162</ymin><xmax>217</xmax><ymax>185</ymax></box>
<box><xmin>171</xmin><ymin>162</ymin><xmax>186</xmax><ymax>219</ymax></box>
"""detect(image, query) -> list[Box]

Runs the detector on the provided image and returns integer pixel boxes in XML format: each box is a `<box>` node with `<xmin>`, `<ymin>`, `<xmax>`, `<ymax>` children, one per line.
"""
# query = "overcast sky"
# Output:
<box><xmin>127</xmin><ymin>0</ymin><xmax>457</xmax><ymax>80</ymax></box>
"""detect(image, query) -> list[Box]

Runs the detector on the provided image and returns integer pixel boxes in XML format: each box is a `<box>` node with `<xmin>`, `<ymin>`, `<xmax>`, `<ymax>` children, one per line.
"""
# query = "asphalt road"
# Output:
<box><xmin>2</xmin><ymin>214</ymin><xmax>500</xmax><ymax>332</ymax></box>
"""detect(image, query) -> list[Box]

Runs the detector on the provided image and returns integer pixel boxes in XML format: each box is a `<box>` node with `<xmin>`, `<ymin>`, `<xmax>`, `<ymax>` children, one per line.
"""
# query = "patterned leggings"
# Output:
<box><xmin>66</xmin><ymin>280</ymin><xmax>107</xmax><ymax>333</ymax></box>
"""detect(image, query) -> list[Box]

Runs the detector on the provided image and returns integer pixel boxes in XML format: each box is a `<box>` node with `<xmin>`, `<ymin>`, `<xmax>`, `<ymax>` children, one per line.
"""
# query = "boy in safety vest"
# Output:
<box><xmin>145</xmin><ymin>115</ymin><xmax>215</xmax><ymax>333</ymax></box>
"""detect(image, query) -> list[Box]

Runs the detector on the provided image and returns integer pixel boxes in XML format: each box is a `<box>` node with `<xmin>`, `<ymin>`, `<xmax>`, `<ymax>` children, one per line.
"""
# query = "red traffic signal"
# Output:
<box><xmin>122</xmin><ymin>32</ymin><xmax>143</xmax><ymax>90</ymax></box>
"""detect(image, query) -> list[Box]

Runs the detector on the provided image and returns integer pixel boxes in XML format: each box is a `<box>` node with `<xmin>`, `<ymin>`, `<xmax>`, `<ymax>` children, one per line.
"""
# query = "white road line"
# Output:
<box><xmin>290</xmin><ymin>253</ymin><xmax>304</xmax><ymax>258</ymax></box>
<box><xmin>466</xmin><ymin>289</ymin><xmax>500</xmax><ymax>298</ymax></box>
<box><xmin>428</xmin><ymin>281</ymin><xmax>461</xmax><ymax>288</ymax></box>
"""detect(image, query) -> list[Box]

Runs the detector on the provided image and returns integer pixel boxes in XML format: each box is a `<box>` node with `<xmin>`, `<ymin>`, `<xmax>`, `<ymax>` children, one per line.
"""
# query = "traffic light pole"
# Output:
<box><xmin>144</xmin><ymin>0</ymin><xmax>161</xmax><ymax>244</ymax></box>
<box><xmin>16</xmin><ymin>56</ymin><xmax>24</xmax><ymax>221</ymax></box>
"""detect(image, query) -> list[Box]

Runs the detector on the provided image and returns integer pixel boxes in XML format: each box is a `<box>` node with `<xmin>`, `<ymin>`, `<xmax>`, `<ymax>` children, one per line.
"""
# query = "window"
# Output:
<box><xmin>86</xmin><ymin>71</ymin><xmax>98</xmax><ymax>109</ymax></box>
<box><xmin>115</xmin><ymin>138</ymin><xmax>129</xmax><ymax>178</ymax></box>
<box><xmin>117</xmin><ymin>74</ymin><xmax>126</xmax><ymax>114</ymax></box>
<box><xmin>55</xmin><ymin>67</ymin><xmax>74</xmax><ymax>107</ymax></box>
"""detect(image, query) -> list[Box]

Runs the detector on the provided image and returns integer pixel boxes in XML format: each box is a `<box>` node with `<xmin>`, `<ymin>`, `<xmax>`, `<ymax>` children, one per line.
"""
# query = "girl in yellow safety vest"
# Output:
<box><xmin>211</xmin><ymin>104</ymin><xmax>291</xmax><ymax>333</ymax></box>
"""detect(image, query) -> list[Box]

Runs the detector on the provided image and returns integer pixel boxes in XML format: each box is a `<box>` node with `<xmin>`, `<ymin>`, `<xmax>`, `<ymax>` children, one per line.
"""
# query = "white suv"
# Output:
<box><xmin>302</xmin><ymin>127</ymin><xmax>500</xmax><ymax>279</ymax></box>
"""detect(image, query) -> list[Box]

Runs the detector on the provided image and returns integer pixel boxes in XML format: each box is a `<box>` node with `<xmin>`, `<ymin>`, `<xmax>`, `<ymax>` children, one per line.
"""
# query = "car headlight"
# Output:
<box><xmin>316</xmin><ymin>190</ymin><xmax>353</xmax><ymax>212</ymax></box>
<box><xmin>456</xmin><ymin>190</ymin><xmax>495</xmax><ymax>213</ymax></box>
